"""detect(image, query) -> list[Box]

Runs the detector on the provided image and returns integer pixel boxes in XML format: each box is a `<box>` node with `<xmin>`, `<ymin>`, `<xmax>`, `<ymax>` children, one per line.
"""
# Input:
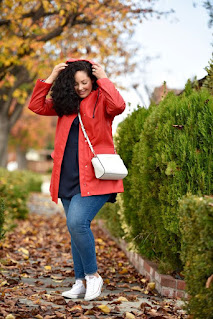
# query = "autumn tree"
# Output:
<box><xmin>0</xmin><ymin>0</ymin><xmax>170</xmax><ymax>167</ymax></box>
<box><xmin>9</xmin><ymin>101</ymin><xmax>56</xmax><ymax>169</ymax></box>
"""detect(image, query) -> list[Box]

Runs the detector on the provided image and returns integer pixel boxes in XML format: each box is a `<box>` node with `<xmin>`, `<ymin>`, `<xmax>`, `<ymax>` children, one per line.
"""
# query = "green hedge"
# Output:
<box><xmin>0</xmin><ymin>168</ymin><xmax>42</xmax><ymax>223</ymax></box>
<box><xmin>99</xmin><ymin>106</ymin><xmax>151</xmax><ymax>241</ymax></box>
<box><xmin>179</xmin><ymin>195</ymin><xmax>213</xmax><ymax>318</ymax></box>
<box><xmin>99</xmin><ymin>83</ymin><xmax>213</xmax><ymax>274</ymax></box>
<box><xmin>129</xmin><ymin>85</ymin><xmax>213</xmax><ymax>271</ymax></box>
<box><xmin>98</xmin><ymin>76</ymin><xmax>213</xmax><ymax>316</ymax></box>
<box><xmin>115</xmin><ymin>106</ymin><xmax>152</xmax><ymax>241</ymax></box>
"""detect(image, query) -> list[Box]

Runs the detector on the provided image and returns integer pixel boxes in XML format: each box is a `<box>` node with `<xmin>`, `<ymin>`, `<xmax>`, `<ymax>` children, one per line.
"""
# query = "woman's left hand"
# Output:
<box><xmin>92</xmin><ymin>63</ymin><xmax>108</xmax><ymax>79</ymax></box>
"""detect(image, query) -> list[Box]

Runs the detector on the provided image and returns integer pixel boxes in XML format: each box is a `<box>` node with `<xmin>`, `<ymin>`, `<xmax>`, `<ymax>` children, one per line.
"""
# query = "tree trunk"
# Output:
<box><xmin>0</xmin><ymin>66</ymin><xmax>31</xmax><ymax>168</ymax></box>
<box><xmin>16</xmin><ymin>146</ymin><xmax>27</xmax><ymax>170</ymax></box>
<box><xmin>0</xmin><ymin>115</ymin><xmax>9</xmax><ymax>167</ymax></box>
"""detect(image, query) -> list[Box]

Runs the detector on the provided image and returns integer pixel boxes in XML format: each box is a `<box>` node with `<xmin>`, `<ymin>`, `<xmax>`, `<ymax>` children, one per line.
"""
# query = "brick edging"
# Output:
<box><xmin>97</xmin><ymin>220</ymin><xmax>188</xmax><ymax>299</ymax></box>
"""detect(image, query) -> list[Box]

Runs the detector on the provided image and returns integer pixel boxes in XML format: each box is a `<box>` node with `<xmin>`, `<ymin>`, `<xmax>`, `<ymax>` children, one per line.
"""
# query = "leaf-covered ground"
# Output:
<box><xmin>0</xmin><ymin>193</ymin><xmax>188</xmax><ymax>319</ymax></box>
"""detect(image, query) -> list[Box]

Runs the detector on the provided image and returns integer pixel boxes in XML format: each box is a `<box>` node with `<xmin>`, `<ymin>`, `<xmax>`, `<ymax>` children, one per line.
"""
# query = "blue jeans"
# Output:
<box><xmin>61</xmin><ymin>193</ymin><xmax>110</xmax><ymax>279</ymax></box>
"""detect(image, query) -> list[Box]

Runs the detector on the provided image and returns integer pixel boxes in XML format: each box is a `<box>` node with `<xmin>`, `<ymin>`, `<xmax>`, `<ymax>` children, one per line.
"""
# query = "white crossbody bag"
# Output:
<box><xmin>78</xmin><ymin>113</ymin><xmax>128</xmax><ymax>180</ymax></box>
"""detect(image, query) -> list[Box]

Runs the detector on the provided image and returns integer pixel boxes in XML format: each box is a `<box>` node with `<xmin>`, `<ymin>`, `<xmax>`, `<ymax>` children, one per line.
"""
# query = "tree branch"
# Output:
<box><xmin>0</xmin><ymin>19</ymin><xmax>11</xmax><ymax>26</ymax></box>
<box><xmin>37</xmin><ymin>13</ymin><xmax>77</xmax><ymax>42</ymax></box>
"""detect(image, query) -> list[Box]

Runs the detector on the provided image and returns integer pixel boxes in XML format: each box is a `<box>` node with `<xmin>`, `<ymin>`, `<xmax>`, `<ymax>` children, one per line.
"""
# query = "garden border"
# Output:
<box><xmin>97</xmin><ymin>219</ymin><xmax>188</xmax><ymax>300</ymax></box>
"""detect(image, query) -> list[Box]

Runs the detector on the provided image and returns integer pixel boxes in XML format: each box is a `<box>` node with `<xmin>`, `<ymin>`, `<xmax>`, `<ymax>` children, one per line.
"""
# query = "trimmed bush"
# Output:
<box><xmin>179</xmin><ymin>195</ymin><xmax>213</xmax><ymax>318</ymax></box>
<box><xmin>114</xmin><ymin>105</ymin><xmax>152</xmax><ymax>240</ymax></box>
<box><xmin>98</xmin><ymin>106</ymin><xmax>150</xmax><ymax>238</ymax></box>
<box><xmin>98</xmin><ymin>198</ymin><xmax>124</xmax><ymax>238</ymax></box>
<box><xmin>100</xmin><ymin>83</ymin><xmax>213</xmax><ymax>275</ymax></box>
<box><xmin>124</xmin><ymin>85</ymin><xmax>213</xmax><ymax>272</ymax></box>
<box><xmin>0</xmin><ymin>168</ymin><xmax>42</xmax><ymax>221</ymax></box>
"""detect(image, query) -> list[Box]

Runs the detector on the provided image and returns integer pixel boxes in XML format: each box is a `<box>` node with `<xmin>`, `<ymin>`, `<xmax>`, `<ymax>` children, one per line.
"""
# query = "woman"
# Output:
<box><xmin>28</xmin><ymin>58</ymin><xmax>126</xmax><ymax>301</ymax></box>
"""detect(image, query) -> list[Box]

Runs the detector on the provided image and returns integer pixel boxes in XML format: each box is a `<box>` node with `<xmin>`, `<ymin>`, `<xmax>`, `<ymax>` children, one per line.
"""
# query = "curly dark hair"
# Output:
<box><xmin>51</xmin><ymin>61</ymin><xmax>98</xmax><ymax>117</ymax></box>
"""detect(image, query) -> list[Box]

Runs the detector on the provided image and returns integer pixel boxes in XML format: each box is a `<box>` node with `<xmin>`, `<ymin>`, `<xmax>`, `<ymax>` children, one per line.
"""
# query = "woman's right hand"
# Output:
<box><xmin>45</xmin><ymin>63</ymin><xmax>68</xmax><ymax>84</ymax></box>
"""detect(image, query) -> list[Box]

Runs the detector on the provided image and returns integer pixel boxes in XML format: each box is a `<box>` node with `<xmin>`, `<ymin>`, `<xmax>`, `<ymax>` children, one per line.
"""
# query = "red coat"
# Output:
<box><xmin>28</xmin><ymin>59</ymin><xmax>126</xmax><ymax>203</ymax></box>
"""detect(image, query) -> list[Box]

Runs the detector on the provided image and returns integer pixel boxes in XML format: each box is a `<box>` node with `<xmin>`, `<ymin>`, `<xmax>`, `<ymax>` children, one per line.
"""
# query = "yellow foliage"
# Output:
<box><xmin>59</xmin><ymin>9</ymin><xmax>65</xmax><ymax>16</ymax></box>
<box><xmin>44</xmin><ymin>265</ymin><xmax>52</xmax><ymax>271</ymax></box>
<box><xmin>147</xmin><ymin>282</ymin><xmax>156</xmax><ymax>290</ymax></box>
<box><xmin>117</xmin><ymin>296</ymin><xmax>128</xmax><ymax>302</ymax></box>
<box><xmin>125</xmin><ymin>312</ymin><xmax>135</xmax><ymax>319</ymax></box>
<box><xmin>42</xmin><ymin>0</ymin><xmax>51</xmax><ymax>11</ymax></box>
<box><xmin>119</xmin><ymin>267</ymin><xmax>128</xmax><ymax>274</ymax></box>
<box><xmin>0</xmin><ymin>280</ymin><xmax>8</xmax><ymax>286</ymax></box>
<box><xmin>97</xmin><ymin>304</ymin><xmax>111</xmax><ymax>313</ymax></box>
<box><xmin>18</xmin><ymin>247</ymin><xmax>29</xmax><ymax>257</ymax></box>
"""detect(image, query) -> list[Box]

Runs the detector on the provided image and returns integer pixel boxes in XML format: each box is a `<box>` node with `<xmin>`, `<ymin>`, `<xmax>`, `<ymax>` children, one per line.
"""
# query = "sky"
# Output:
<box><xmin>112</xmin><ymin>0</ymin><xmax>212</xmax><ymax>133</ymax></box>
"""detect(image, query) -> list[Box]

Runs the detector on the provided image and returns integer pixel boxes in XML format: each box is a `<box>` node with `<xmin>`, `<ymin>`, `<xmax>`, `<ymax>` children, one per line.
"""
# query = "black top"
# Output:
<box><xmin>58</xmin><ymin>116</ymin><xmax>81</xmax><ymax>198</ymax></box>
<box><xmin>58</xmin><ymin>116</ymin><xmax>116</xmax><ymax>203</ymax></box>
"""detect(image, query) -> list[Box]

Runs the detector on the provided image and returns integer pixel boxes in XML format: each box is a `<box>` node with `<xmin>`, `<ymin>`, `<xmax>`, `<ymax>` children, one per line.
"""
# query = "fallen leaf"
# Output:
<box><xmin>141</xmin><ymin>278</ymin><xmax>147</xmax><ymax>284</ymax></box>
<box><xmin>97</xmin><ymin>304</ymin><xmax>111</xmax><ymax>313</ymax></box>
<box><xmin>18</xmin><ymin>247</ymin><xmax>29</xmax><ymax>259</ymax></box>
<box><xmin>0</xmin><ymin>280</ymin><xmax>8</xmax><ymax>286</ymax></box>
<box><xmin>69</xmin><ymin>305</ymin><xmax>83</xmax><ymax>312</ymax></box>
<box><xmin>44</xmin><ymin>265</ymin><xmax>52</xmax><ymax>271</ymax></box>
<box><xmin>0</xmin><ymin>194</ymin><xmax>187</xmax><ymax>319</ymax></box>
<box><xmin>54</xmin><ymin>311</ymin><xmax>66</xmax><ymax>318</ymax></box>
<box><xmin>51</xmin><ymin>296</ymin><xmax>67</xmax><ymax>305</ymax></box>
<box><xmin>84</xmin><ymin>309</ymin><xmax>95</xmax><ymax>315</ymax></box>
<box><xmin>18</xmin><ymin>247</ymin><xmax>29</xmax><ymax>256</ymax></box>
<box><xmin>147</xmin><ymin>282</ymin><xmax>156</xmax><ymax>290</ymax></box>
<box><xmin>119</xmin><ymin>268</ymin><xmax>128</xmax><ymax>274</ymax></box>
<box><xmin>96</xmin><ymin>238</ymin><xmax>104</xmax><ymax>244</ymax></box>
<box><xmin>132</xmin><ymin>285</ymin><xmax>143</xmax><ymax>291</ymax></box>
<box><xmin>51</xmin><ymin>275</ymin><xmax>63</xmax><ymax>280</ymax></box>
<box><xmin>117</xmin><ymin>296</ymin><xmax>129</xmax><ymax>302</ymax></box>
<box><xmin>125</xmin><ymin>312</ymin><xmax>135</xmax><ymax>319</ymax></box>
<box><xmin>20</xmin><ymin>273</ymin><xmax>30</xmax><ymax>278</ymax></box>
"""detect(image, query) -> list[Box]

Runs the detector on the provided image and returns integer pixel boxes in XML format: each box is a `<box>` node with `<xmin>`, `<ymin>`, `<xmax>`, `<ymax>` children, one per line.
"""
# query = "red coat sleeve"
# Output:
<box><xmin>28</xmin><ymin>80</ymin><xmax>57</xmax><ymax>116</ymax></box>
<box><xmin>96</xmin><ymin>78</ymin><xmax>126</xmax><ymax>117</ymax></box>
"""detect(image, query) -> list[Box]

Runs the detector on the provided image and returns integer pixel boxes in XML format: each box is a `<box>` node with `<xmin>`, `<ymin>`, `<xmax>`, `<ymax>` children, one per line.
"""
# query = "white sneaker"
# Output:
<box><xmin>62</xmin><ymin>279</ymin><xmax>86</xmax><ymax>299</ymax></box>
<box><xmin>84</xmin><ymin>274</ymin><xmax>103</xmax><ymax>301</ymax></box>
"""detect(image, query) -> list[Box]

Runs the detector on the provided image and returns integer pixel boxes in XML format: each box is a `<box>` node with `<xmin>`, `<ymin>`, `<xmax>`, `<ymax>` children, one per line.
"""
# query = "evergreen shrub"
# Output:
<box><xmin>0</xmin><ymin>168</ymin><xmax>42</xmax><ymax>221</ymax></box>
<box><xmin>114</xmin><ymin>106</ymin><xmax>152</xmax><ymax>238</ymax></box>
<box><xmin>100</xmin><ymin>83</ymin><xmax>213</xmax><ymax>274</ymax></box>
<box><xmin>129</xmin><ymin>85</ymin><xmax>213</xmax><ymax>271</ymax></box>
<box><xmin>179</xmin><ymin>195</ymin><xmax>213</xmax><ymax>318</ymax></box>
<box><xmin>98</xmin><ymin>106</ymin><xmax>150</xmax><ymax>237</ymax></box>
<box><xmin>98</xmin><ymin>199</ymin><xmax>124</xmax><ymax>238</ymax></box>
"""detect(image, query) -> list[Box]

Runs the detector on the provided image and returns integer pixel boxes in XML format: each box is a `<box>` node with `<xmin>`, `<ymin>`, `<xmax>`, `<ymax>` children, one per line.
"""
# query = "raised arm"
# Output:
<box><xmin>28</xmin><ymin>63</ymin><xmax>68</xmax><ymax>116</ymax></box>
<box><xmin>92</xmin><ymin>63</ymin><xmax>125</xmax><ymax>117</ymax></box>
<box><xmin>28</xmin><ymin>80</ymin><xmax>57</xmax><ymax>116</ymax></box>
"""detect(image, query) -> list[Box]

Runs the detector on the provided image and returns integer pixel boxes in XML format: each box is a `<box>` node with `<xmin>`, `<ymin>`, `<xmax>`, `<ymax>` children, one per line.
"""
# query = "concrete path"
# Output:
<box><xmin>0</xmin><ymin>192</ymin><xmax>187</xmax><ymax>319</ymax></box>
